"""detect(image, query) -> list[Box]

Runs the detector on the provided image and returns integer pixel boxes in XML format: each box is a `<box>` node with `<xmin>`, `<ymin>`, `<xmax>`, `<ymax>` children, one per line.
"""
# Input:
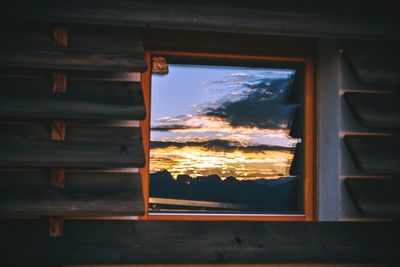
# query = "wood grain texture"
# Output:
<box><xmin>3</xmin><ymin>22</ymin><xmax>144</xmax><ymax>54</ymax></box>
<box><xmin>0</xmin><ymin>121</ymin><xmax>142</xmax><ymax>141</ymax></box>
<box><xmin>345</xmin><ymin>178</ymin><xmax>400</xmax><ymax>218</ymax></box>
<box><xmin>49</xmin><ymin>216</ymin><xmax>64</xmax><ymax>236</ymax></box>
<box><xmin>50</xmin><ymin>168</ymin><xmax>65</xmax><ymax>188</ymax></box>
<box><xmin>0</xmin><ymin>77</ymin><xmax>146</xmax><ymax>120</ymax></box>
<box><xmin>344</xmin><ymin>92</ymin><xmax>400</xmax><ymax>128</ymax></box>
<box><xmin>53</xmin><ymin>25</ymin><xmax>68</xmax><ymax>47</ymax></box>
<box><xmin>144</xmin><ymin>29</ymin><xmax>317</xmax><ymax>58</ymax></box>
<box><xmin>344</xmin><ymin>135</ymin><xmax>400</xmax><ymax>175</ymax></box>
<box><xmin>0</xmin><ymin>138</ymin><xmax>145</xmax><ymax>168</ymax></box>
<box><xmin>0</xmin><ymin>220</ymin><xmax>399</xmax><ymax>264</ymax></box>
<box><xmin>52</xmin><ymin>71</ymin><xmax>67</xmax><ymax>93</ymax></box>
<box><xmin>0</xmin><ymin>48</ymin><xmax>147</xmax><ymax>72</ymax></box>
<box><xmin>0</xmin><ymin>172</ymin><xmax>144</xmax><ymax>216</ymax></box>
<box><xmin>1</xmin><ymin>22</ymin><xmax>146</xmax><ymax>71</ymax></box>
<box><xmin>3</xmin><ymin>0</ymin><xmax>399</xmax><ymax>40</ymax></box>
<box><xmin>0</xmin><ymin>67</ymin><xmax>141</xmax><ymax>81</ymax></box>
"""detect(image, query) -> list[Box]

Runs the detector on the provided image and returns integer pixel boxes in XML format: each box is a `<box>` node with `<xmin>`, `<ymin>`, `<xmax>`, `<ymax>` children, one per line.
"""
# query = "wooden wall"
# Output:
<box><xmin>340</xmin><ymin>41</ymin><xmax>400</xmax><ymax>220</ymax></box>
<box><xmin>0</xmin><ymin>22</ymin><xmax>147</xmax><ymax>222</ymax></box>
<box><xmin>1</xmin><ymin>220</ymin><xmax>399</xmax><ymax>265</ymax></box>
<box><xmin>3</xmin><ymin>0</ymin><xmax>399</xmax><ymax>40</ymax></box>
<box><xmin>1</xmin><ymin>1</ymin><xmax>400</xmax><ymax>265</ymax></box>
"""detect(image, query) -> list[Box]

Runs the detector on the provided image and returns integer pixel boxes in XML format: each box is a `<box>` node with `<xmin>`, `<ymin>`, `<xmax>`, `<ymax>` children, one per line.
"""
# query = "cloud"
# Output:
<box><xmin>152</xmin><ymin>76</ymin><xmax>297</xmax><ymax>130</ymax></box>
<box><xmin>151</xmin><ymin>69</ymin><xmax>300</xmax><ymax>147</ymax></box>
<box><xmin>205</xmin><ymin>102</ymin><xmax>298</xmax><ymax>129</ymax></box>
<box><xmin>150</xmin><ymin>139</ymin><xmax>292</xmax><ymax>153</ymax></box>
<box><xmin>150</xmin><ymin>68</ymin><xmax>299</xmax><ymax>180</ymax></box>
<box><xmin>150</xmin><ymin>140</ymin><xmax>295</xmax><ymax>180</ymax></box>
<box><xmin>201</xmin><ymin>77</ymin><xmax>298</xmax><ymax>129</ymax></box>
<box><xmin>202</xmin><ymin>70</ymin><xmax>295</xmax><ymax>103</ymax></box>
<box><xmin>150</xmin><ymin>115</ymin><xmax>300</xmax><ymax>147</ymax></box>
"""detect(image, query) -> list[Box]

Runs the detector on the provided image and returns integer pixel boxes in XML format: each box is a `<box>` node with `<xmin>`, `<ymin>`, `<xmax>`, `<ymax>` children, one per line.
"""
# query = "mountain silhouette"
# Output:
<box><xmin>150</xmin><ymin>170</ymin><xmax>301</xmax><ymax>213</ymax></box>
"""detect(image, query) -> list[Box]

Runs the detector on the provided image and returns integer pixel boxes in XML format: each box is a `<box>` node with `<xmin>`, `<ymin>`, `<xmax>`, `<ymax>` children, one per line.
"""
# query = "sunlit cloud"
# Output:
<box><xmin>150</xmin><ymin>145</ymin><xmax>294</xmax><ymax>180</ymax></box>
<box><xmin>150</xmin><ymin>66</ymin><xmax>299</xmax><ymax>180</ymax></box>
<box><xmin>151</xmin><ymin>115</ymin><xmax>300</xmax><ymax>147</ymax></box>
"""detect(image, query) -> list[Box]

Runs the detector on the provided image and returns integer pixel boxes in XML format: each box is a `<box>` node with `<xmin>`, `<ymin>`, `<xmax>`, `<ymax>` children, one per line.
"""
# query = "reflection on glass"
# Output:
<box><xmin>150</xmin><ymin>64</ymin><xmax>301</xmax><ymax>213</ymax></box>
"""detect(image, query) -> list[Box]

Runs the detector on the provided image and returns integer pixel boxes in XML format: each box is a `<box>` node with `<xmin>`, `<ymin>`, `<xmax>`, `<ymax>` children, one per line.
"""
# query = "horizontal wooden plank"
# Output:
<box><xmin>144</xmin><ymin>29</ymin><xmax>317</xmax><ymax>58</ymax></box>
<box><xmin>0</xmin><ymin>220</ymin><xmax>399</xmax><ymax>264</ymax></box>
<box><xmin>345</xmin><ymin>178</ymin><xmax>400</xmax><ymax>218</ymax></box>
<box><xmin>0</xmin><ymin>121</ymin><xmax>141</xmax><ymax>143</ymax></box>
<box><xmin>344</xmin><ymin>49</ymin><xmax>400</xmax><ymax>85</ymax></box>
<box><xmin>0</xmin><ymin>139</ymin><xmax>145</xmax><ymax>168</ymax></box>
<box><xmin>344</xmin><ymin>92</ymin><xmax>400</xmax><ymax>128</ymax></box>
<box><xmin>0</xmin><ymin>67</ymin><xmax>141</xmax><ymax>81</ymax></box>
<box><xmin>344</xmin><ymin>135</ymin><xmax>400</xmax><ymax>175</ymax></box>
<box><xmin>3</xmin><ymin>23</ymin><xmax>144</xmax><ymax>54</ymax></box>
<box><xmin>0</xmin><ymin>77</ymin><xmax>145</xmax><ymax>120</ymax></box>
<box><xmin>3</xmin><ymin>0</ymin><xmax>399</xmax><ymax>40</ymax></box>
<box><xmin>0</xmin><ymin>48</ymin><xmax>147</xmax><ymax>72</ymax></box>
<box><xmin>0</xmin><ymin>121</ymin><xmax>50</xmax><ymax>140</ymax></box>
<box><xmin>0</xmin><ymin>22</ymin><xmax>146</xmax><ymax>73</ymax></box>
<box><xmin>65</xmin><ymin>125</ymin><xmax>141</xmax><ymax>141</ymax></box>
<box><xmin>0</xmin><ymin>172</ymin><xmax>144</xmax><ymax>216</ymax></box>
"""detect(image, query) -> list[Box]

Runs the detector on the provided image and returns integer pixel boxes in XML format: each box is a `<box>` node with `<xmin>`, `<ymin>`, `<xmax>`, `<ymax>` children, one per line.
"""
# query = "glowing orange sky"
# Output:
<box><xmin>152</xmin><ymin>115</ymin><xmax>299</xmax><ymax>147</ymax></box>
<box><xmin>150</xmin><ymin>65</ymin><xmax>299</xmax><ymax>180</ymax></box>
<box><xmin>150</xmin><ymin>145</ymin><xmax>294</xmax><ymax>180</ymax></box>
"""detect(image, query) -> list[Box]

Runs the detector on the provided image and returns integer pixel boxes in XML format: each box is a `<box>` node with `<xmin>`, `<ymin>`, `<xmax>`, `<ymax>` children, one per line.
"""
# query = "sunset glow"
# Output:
<box><xmin>150</xmin><ymin>145</ymin><xmax>294</xmax><ymax>180</ymax></box>
<box><xmin>152</xmin><ymin>114</ymin><xmax>300</xmax><ymax>147</ymax></box>
<box><xmin>150</xmin><ymin>64</ymin><xmax>300</xmax><ymax>180</ymax></box>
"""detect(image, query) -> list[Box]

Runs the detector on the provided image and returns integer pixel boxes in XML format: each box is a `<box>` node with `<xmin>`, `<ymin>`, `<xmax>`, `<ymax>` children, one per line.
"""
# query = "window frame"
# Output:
<box><xmin>140</xmin><ymin>50</ymin><xmax>316</xmax><ymax>221</ymax></box>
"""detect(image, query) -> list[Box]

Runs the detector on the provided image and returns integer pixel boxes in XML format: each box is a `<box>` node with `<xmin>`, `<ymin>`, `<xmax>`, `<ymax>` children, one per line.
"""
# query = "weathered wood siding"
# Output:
<box><xmin>0</xmin><ymin>22</ymin><xmax>147</xmax><ymax>217</ymax></box>
<box><xmin>3</xmin><ymin>0</ymin><xmax>399</xmax><ymax>40</ymax></box>
<box><xmin>0</xmin><ymin>220</ymin><xmax>399</xmax><ymax>264</ymax></box>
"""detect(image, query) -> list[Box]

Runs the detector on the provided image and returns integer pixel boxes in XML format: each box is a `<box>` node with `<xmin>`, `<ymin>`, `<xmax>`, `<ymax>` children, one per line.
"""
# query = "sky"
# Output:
<box><xmin>150</xmin><ymin>64</ymin><xmax>300</xmax><ymax>180</ymax></box>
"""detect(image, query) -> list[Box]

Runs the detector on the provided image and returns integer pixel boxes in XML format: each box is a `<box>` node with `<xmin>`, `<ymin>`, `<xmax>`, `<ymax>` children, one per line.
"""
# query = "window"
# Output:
<box><xmin>140</xmin><ymin>51</ymin><xmax>315</xmax><ymax>221</ymax></box>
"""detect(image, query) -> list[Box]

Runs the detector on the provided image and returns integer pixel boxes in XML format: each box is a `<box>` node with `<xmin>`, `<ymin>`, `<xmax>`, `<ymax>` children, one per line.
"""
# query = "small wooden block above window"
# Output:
<box><xmin>152</xmin><ymin>56</ymin><xmax>169</xmax><ymax>75</ymax></box>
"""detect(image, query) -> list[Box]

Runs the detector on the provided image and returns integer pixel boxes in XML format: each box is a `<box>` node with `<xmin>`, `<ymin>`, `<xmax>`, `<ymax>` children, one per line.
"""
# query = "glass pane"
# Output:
<box><xmin>150</xmin><ymin>64</ymin><xmax>301</xmax><ymax>213</ymax></box>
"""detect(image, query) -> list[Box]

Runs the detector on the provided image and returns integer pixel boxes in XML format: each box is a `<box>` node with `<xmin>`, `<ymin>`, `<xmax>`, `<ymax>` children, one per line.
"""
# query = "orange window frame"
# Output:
<box><xmin>140</xmin><ymin>50</ymin><xmax>316</xmax><ymax>221</ymax></box>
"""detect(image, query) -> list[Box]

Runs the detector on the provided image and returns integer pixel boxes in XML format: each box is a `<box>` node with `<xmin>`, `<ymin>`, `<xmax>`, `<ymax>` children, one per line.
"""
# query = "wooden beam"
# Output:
<box><xmin>50</xmin><ymin>70</ymin><xmax>67</xmax><ymax>186</ymax></box>
<box><xmin>0</xmin><ymin>172</ymin><xmax>144</xmax><ymax>216</ymax></box>
<box><xmin>0</xmin><ymin>77</ymin><xmax>146</xmax><ymax>120</ymax></box>
<box><xmin>0</xmin><ymin>68</ymin><xmax>141</xmax><ymax>81</ymax></box>
<box><xmin>50</xmin><ymin>120</ymin><xmax>66</xmax><ymax>141</ymax></box>
<box><xmin>0</xmin><ymin>191</ymin><xmax>144</xmax><ymax>216</ymax></box>
<box><xmin>0</xmin><ymin>121</ymin><xmax>142</xmax><ymax>143</ymax></box>
<box><xmin>50</xmin><ymin>27</ymin><xmax>69</xmax><ymax>236</ymax></box>
<box><xmin>0</xmin><ymin>48</ymin><xmax>147</xmax><ymax>72</ymax></box>
<box><xmin>52</xmin><ymin>72</ymin><xmax>67</xmax><ymax>93</ymax></box>
<box><xmin>49</xmin><ymin>216</ymin><xmax>64</xmax><ymax>237</ymax></box>
<box><xmin>0</xmin><ymin>139</ymin><xmax>145</xmax><ymax>168</ymax></box>
<box><xmin>50</xmin><ymin>129</ymin><xmax>65</xmax><ymax>232</ymax></box>
<box><xmin>53</xmin><ymin>25</ymin><xmax>68</xmax><ymax>47</ymax></box>
<box><xmin>3</xmin><ymin>0</ymin><xmax>399</xmax><ymax>40</ymax></box>
<box><xmin>0</xmin><ymin>220</ymin><xmax>399</xmax><ymax>264</ymax></box>
<box><xmin>49</xmin><ymin>168</ymin><xmax>65</xmax><ymax>188</ymax></box>
<box><xmin>3</xmin><ymin>22</ymin><xmax>144</xmax><ymax>54</ymax></box>
<box><xmin>144</xmin><ymin>29</ymin><xmax>317</xmax><ymax>59</ymax></box>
